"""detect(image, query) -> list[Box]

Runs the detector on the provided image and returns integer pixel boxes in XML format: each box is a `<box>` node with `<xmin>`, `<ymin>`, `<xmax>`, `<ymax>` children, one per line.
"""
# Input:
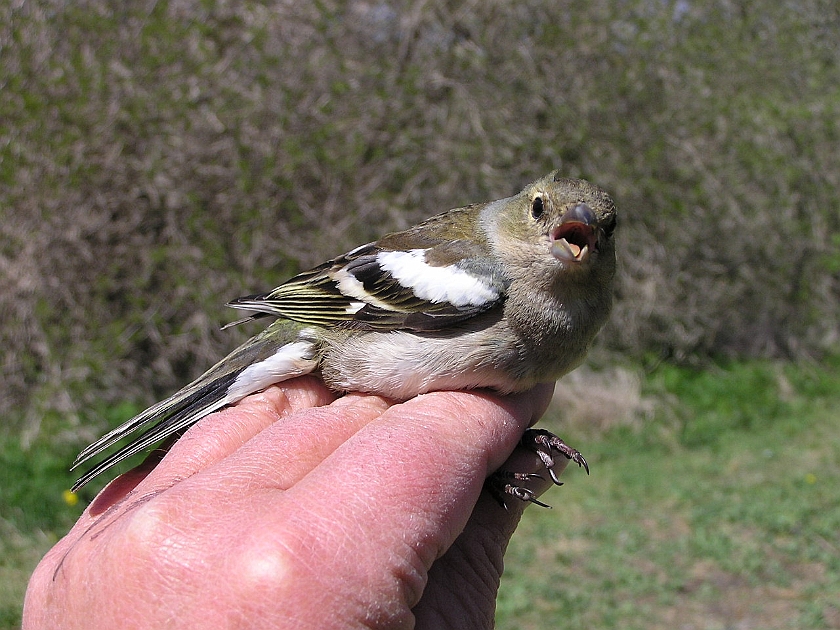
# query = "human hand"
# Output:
<box><xmin>24</xmin><ymin>377</ymin><xmax>561</xmax><ymax>629</ymax></box>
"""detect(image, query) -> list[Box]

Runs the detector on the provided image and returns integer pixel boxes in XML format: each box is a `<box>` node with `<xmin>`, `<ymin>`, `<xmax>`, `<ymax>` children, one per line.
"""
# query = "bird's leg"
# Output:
<box><xmin>485</xmin><ymin>428</ymin><xmax>589</xmax><ymax>509</ymax></box>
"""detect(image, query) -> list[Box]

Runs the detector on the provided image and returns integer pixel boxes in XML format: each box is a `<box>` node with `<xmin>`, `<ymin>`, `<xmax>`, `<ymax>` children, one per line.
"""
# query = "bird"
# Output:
<box><xmin>71</xmin><ymin>170</ymin><xmax>617</xmax><ymax>502</ymax></box>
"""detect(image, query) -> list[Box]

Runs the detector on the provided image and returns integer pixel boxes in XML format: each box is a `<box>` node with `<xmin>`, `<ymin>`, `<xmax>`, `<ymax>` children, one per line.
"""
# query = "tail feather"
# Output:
<box><xmin>72</xmin><ymin>320</ymin><xmax>318</xmax><ymax>490</ymax></box>
<box><xmin>70</xmin><ymin>372</ymin><xmax>240</xmax><ymax>491</ymax></box>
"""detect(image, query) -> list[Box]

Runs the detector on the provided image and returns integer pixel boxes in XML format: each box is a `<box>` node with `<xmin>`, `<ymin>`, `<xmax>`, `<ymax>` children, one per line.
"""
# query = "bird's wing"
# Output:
<box><xmin>228</xmin><ymin>218</ymin><xmax>510</xmax><ymax>331</ymax></box>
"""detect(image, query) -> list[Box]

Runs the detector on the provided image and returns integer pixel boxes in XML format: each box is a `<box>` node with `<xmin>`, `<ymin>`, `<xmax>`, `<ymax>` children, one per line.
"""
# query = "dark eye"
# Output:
<box><xmin>603</xmin><ymin>213</ymin><xmax>617</xmax><ymax>237</ymax></box>
<box><xmin>531</xmin><ymin>196</ymin><xmax>544</xmax><ymax>219</ymax></box>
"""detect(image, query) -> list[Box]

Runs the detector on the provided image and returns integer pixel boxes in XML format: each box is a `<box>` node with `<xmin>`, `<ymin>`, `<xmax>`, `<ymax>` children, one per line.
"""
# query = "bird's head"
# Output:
<box><xmin>485</xmin><ymin>170</ymin><xmax>617</xmax><ymax>290</ymax></box>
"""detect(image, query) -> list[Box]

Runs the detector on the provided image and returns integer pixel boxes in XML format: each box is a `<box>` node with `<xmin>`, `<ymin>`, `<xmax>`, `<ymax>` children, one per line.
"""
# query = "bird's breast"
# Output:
<box><xmin>319</xmin><ymin>323</ymin><xmax>526</xmax><ymax>400</ymax></box>
<box><xmin>317</xmin><ymin>309</ymin><xmax>591</xmax><ymax>400</ymax></box>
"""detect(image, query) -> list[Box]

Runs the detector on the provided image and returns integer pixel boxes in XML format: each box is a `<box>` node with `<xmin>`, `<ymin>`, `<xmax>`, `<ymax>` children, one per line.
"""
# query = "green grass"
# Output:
<box><xmin>0</xmin><ymin>433</ymin><xmax>86</xmax><ymax>628</ymax></box>
<box><xmin>498</xmin><ymin>359</ymin><xmax>840</xmax><ymax>629</ymax></box>
<box><xmin>0</xmin><ymin>402</ymin><xmax>140</xmax><ymax>627</ymax></box>
<box><xmin>2</xmin><ymin>359</ymin><xmax>839</xmax><ymax>628</ymax></box>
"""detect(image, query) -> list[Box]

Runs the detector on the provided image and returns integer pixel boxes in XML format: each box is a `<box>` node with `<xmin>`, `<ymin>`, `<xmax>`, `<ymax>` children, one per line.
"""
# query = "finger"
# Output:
<box><xmin>87</xmin><ymin>439</ymin><xmax>173</xmax><ymax>516</ymax></box>
<box><xmin>526</xmin><ymin>381</ymin><xmax>556</xmax><ymax>427</ymax></box>
<box><xmin>184</xmin><ymin>390</ymin><xmax>394</xmax><ymax>493</ymax></box>
<box><xmin>238</xmin><ymin>388</ymin><xmax>551</xmax><ymax>623</ymax></box>
<box><xmin>78</xmin><ymin>377</ymin><xmax>336</xmax><ymax>519</ymax></box>
<box><xmin>90</xmin><ymin>381</ymin><xmax>552</xmax><ymax>510</ymax></box>
<box><xmin>110</xmin><ymin>377</ymin><xmax>337</xmax><ymax>494</ymax></box>
<box><xmin>161</xmin><ymin>376</ymin><xmax>337</xmax><ymax>473</ymax></box>
<box><xmin>411</xmin><ymin>491</ymin><xmax>522</xmax><ymax>629</ymax></box>
<box><xmin>412</xmin><ymin>442</ymin><xmax>567</xmax><ymax>627</ymax></box>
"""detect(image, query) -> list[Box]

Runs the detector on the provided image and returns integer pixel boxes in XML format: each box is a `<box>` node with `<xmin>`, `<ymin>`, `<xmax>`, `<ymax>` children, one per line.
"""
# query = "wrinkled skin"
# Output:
<box><xmin>24</xmin><ymin>377</ymin><xmax>561</xmax><ymax>630</ymax></box>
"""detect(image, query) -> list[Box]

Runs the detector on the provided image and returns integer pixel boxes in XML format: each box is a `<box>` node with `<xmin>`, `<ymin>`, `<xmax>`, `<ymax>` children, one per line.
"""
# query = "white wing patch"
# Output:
<box><xmin>225</xmin><ymin>340</ymin><xmax>318</xmax><ymax>401</ymax></box>
<box><xmin>345</xmin><ymin>301</ymin><xmax>365</xmax><ymax>314</ymax></box>
<box><xmin>376</xmin><ymin>249</ymin><xmax>500</xmax><ymax>307</ymax></box>
<box><xmin>332</xmin><ymin>267</ymin><xmax>397</xmax><ymax>311</ymax></box>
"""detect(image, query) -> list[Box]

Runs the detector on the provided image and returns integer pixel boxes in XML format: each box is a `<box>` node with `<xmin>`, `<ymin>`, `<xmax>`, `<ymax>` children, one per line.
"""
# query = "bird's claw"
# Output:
<box><xmin>521</xmin><ymin>428</ymin><xmax>590</xmax><ymax>480</ymax></box>
<box><xmin>506</xmin><ymin>486</ymin><xmax>552</xmax><ymax>509</ymax></box>
<box><xmin>485</xmin><ymin>471</ymin><xmax>552</xmax><ymax>509</ymax></box>
<box><xmin>486</xmin><ymin>428</ymin><xmax>588</xmax><ymax>509</ymax></box>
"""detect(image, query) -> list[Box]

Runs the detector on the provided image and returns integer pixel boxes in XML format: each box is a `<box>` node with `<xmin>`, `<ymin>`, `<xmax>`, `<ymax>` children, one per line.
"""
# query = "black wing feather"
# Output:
<box><xmin>227</xmin><ymin>220</ymin><xmax>509</xmax><ymax>331</ymax></box>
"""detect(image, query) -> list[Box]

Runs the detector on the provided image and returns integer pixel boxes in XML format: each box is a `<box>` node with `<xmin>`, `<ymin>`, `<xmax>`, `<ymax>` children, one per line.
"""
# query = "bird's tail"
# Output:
<box><xmin>71</xmin><ymin>320</ymin><xmax>318</xmax><ymax>491</ymax></box>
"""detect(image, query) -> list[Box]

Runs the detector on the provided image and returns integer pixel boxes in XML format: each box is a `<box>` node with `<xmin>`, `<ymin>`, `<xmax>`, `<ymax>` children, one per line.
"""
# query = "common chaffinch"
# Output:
<box><xmin>73</xmin><ymin>170</ymin><xmax>617</xmax><ymax>502</ymax></box>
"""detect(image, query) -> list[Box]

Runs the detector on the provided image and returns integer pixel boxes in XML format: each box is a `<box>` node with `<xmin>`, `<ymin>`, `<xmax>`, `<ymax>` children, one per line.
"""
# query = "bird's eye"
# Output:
<box><xmin>531</xmin><ymin>196</ymin><xmax>544</xmax><ymax>219</ymax></box>
<box><xmin>603</xmin><ymin>213</ymin><xmax>617</xmax><ymax>237</ymax></box>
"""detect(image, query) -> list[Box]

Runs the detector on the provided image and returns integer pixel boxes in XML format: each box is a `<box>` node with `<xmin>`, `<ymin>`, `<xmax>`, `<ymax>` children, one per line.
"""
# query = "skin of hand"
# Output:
<box><xmin>23</xmin><ymin>377</ymin><xmax>562</xmax><ymax>630</ymax></box>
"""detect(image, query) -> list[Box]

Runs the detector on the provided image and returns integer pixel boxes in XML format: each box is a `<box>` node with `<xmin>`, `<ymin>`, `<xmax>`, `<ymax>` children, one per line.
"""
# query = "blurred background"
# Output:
<box><xmin>2</xmin><ymin>1</ymin><xmax>839</xmax><ymax>627</ymax></box>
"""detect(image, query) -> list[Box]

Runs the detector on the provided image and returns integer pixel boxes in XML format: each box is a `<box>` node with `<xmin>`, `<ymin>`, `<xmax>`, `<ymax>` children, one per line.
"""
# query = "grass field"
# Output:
<box><xmin>2</xmin><ymin>359</ymin><xmax>839</xmax><ymax>628</ymax></box>
<box><xmin>499</xmin><ymin>359</ymin><xmax>840</xmax><ymax>629</ymax></box>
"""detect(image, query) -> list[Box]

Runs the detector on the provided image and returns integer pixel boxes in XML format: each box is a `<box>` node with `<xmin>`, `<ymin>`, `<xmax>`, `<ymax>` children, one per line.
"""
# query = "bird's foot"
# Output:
<box><xmin>486</xmin><ymin>428</ymin><xmax>589</xmax><ymax>509</ymax></box>
<box><xmin>522</xmin><ymin>427</ymin><xmax>589</xmax><ymax>483</ymax></box>
<box><xmin>485</xmin><ymin>470</ymin><xmax>552</xmax><ymax>509</ymax></box>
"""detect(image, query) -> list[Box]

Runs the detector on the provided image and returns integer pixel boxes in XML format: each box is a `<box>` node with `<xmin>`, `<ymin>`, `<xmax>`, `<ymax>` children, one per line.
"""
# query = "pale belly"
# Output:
<box><xmin>320</xmin><ymin>327</ymin><xmax>540</xmax><ymax>400</ymax></box>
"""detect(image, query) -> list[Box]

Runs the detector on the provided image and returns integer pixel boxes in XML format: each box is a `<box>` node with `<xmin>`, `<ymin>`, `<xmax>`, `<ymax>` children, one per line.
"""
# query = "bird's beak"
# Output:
<box><xmin>550</xmin><ymin>203</ymin><xmax>598</xmax><ymax>263</ymax></box>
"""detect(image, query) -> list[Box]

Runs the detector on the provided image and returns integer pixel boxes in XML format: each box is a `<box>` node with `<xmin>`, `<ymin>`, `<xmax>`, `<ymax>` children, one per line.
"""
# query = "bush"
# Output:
<box><xmin>2</xmin><ymin>0</ymin><xmax>838</xmax><ymax>430</ymax></box>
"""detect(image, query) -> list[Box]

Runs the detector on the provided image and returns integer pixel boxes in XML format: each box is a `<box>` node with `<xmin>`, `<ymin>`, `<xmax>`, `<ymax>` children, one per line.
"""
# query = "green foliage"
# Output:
<box><xmin>0</xmin><ymin>401</ymin><xmax>139</xmax><ymax>531</ymax></box>
<box><xmin>649</xmin><ymin>361</ymin><xmax>797</xmax><ymax>446</ymax></box>
<box><xmin>0</xmin><ymin>433</ymin><xmax>85</xmax><ymax>533</ymax></box>
<box><xmin>2</xmin><ymin>1</ymin><xmax>839</xmax><ymax>438</ymax></box>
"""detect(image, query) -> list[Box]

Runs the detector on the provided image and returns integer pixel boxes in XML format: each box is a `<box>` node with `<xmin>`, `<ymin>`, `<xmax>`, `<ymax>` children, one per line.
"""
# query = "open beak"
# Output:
<box><xmin>550</xmin><ymin>203</ymin><xmax>598</xmax><ymax>263</ymax></box>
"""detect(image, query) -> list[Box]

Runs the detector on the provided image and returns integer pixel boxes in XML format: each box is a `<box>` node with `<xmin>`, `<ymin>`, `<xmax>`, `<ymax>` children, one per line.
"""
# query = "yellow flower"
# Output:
<box><xmin>62</xmin><ymin>489</ymin><xmax>79</xmax><ymax>506</ymax></box>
